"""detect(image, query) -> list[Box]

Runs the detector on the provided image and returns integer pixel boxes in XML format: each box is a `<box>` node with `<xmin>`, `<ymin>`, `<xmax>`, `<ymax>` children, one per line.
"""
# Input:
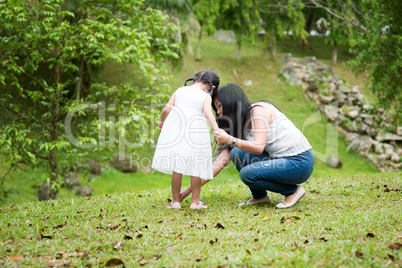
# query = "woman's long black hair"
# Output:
<box><xmin>212</xmin><ymin>84</ymin><xmax>251</xmax><ymax>140</ymax></box>
<box><xmin>212</xmin><ymin>83</ymin><xmax>281</xmax><ymax>140</ymax></box>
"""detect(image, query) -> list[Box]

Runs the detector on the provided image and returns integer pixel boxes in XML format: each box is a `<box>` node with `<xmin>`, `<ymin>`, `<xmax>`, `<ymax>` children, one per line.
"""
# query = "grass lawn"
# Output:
<box><xmin>1</xmin><ymin>172</ymin><xmax>401</xmax><ymax>267</ymax></box>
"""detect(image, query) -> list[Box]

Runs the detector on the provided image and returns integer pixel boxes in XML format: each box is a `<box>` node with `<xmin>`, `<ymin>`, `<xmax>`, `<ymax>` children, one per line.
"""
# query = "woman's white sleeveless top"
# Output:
<box><xmin>246</xmin><ymin>103</ymin><xmax>312</xmax><ymax>158</ymax></box>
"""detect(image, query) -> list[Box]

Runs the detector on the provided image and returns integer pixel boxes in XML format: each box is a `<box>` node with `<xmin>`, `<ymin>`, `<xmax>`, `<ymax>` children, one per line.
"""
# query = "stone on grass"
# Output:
<box><xmin>326</xmin><ymin>155</ymin><xmax>343</xmax><ymax>168</ymax></box>
<box><xmin>76</xmin><ymin>185</ymin><xmax>93</xmax><ymax>197</ymax></box>
<box><xmin>110</xmin><ymin>154</ymin><xmax>138</xmax><ymax>173</ymax></box>
<box><xmin>64</xmin><ymin>172</ymin><xmax>80</xmax><ymax>189</ymax></box>
<box><xmin>280</xmin><ymin>62</ymin><xmax>301</xmax><ymax>85</ymax></box>
<box><xmin>38</xmin><ymin>182</ymin><xmax>57</xmax><ymax>201</ymax></box>
<box><xmin>86</xmin><ymin>159</ymin><xmax>101</xmax><ymax>176</ymax></box>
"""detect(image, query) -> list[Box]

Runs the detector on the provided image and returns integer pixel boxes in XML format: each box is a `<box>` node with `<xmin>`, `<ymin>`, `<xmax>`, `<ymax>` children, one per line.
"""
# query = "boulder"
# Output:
<box><xmin>86</xmin><ymin>159</ymin><xmax>101</xmax><ymax>176</ymax></box>
<box><xmin>350</xmin><ymin>135</ymin><xmax>373</xmax><ymax>156</ymax></box>
<box><xmin>280</xmin><ymin>53</ymin><xmax>292</xmax><ymax>64</ymax></box>
<box><xmin>374</xmin><ymin>142</ymin><xmax>384</xmax><ymax>154</ymax></box>
<box><xmin>345</xmin><ymin>110</ymin><xmax>359</xmax><ymax>119</ymax></box>
<box><xmin>214</xmin><ymin>29</ymin><xmax>236</xmax><ymax>44</ymax></box>
<box><xmin>64</xmin><ymin>172</ymin><xmax>80</xmax><ymax>189</ymax></box>
<box><xmin>307</xmin><ymin>82</ymin><xmax>318</xmax><ymax>92</ymax></box>
<box><xmin>326</xmin><ymin>155</ymin><xmax>343</xmax><ymax>168</ymax></box>
<box><xmin>301</xmin><ymin>56</ymin><xmax>317</xmax><ymax>65</ymax></box>
<box><xmin>76</xmin><ymin>185</ymin><xmax>93</xmax><ymax>197</ymax></box>
<box><xmin>110</xmin><ymin>154</ymin><xmax>138</xmax><ymax>173</ymax></box>
<box><xmin>378</xmin><ymin>133</ymin><xmax>402</xmax><ymax>142</ymax></box>
<box><xmin>319</xmin><ymin>94</ymin><xmax>333</xmax><ymax>104</ymax></box>
<box><xmin>377</xmin><ymin>154</ymin><xmax>386</xmax><ymax>167</ymax></box>
<box><xmin>391</xmin><ymin>152</ymin><xmax>400</xmax><ymax>163</ymax></box>
<box><xmin>324</xmin><ymin>105</ymin><xmax>339</xmax><ymax>120</ymax></box>
<box><xmin>397</xmin><ymin>126</ymin><xmax>402</xmax><ymax>136</ymax></box>
<box><xmin>384</xmin><ymin>145</ymin><xmax>394</xmax><ymax>159</ymax></box>
<box><xmin>38</xmin><ymin>182</ymin><xmax>57</xmax><ymax>201</ymax></box>
<box><xmin>280</xmin><ymin>62</ymin><xmax>301</xmax><ymax>85</ymax></box>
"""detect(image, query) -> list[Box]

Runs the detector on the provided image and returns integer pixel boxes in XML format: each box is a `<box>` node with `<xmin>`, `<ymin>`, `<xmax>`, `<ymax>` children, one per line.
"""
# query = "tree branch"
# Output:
<box><xmin>307</xmin><ymin>0</ymin><xmax>367</xmax><ymax>32</ymax></box>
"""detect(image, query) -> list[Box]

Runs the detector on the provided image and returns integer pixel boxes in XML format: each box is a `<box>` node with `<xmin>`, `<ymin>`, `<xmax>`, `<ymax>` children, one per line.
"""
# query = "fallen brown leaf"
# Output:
<box><xmin>41</xmin><ymin>234</ymin><xmax>52</xmax><ymax>239</ymax></box>
<box><xmin>7</xmin><ymin>255</ymin><xmax>24</xmax><ymax>260</ymax></box>
<box><xmin>105</xmin><ymin>258</ymin><xmax>125</xmax><ymax>267</ymax></box>
<box><xmin>366</xmin><ymin>233</ymin><xmax>375</xmax><ymax>238</ymax></box>
<box><xmin>215</xmin><ymin>223</ymin><xmax>225</xmax><ymax>229</ymax></box>
<box><xmin>261</xmin><ymin>216</ymin><xmax>269</xmax><ymax>221</ymax></box>
<box><xmin>112</xmin><ymin>241</ymin><xmax>125</xmax><ymax>248</ymax></box>
<box><xmin>139</xmin><ymin>259</ymin><xmax>148</xmax><ymax>266</ymax></box>
<box><xmin>124</xmin><ymin>235</ymin><xmax>133</xmax><ymax>240</ymax></box>
<box><xmin>389</xmin><ymin>243</ymin><xmax>402</xmax><ymax>250</ymax></box>
<box><xmin>355</xmin><ymin>250</ymin><xmax>364</xmax><ymax>259</ymax></box>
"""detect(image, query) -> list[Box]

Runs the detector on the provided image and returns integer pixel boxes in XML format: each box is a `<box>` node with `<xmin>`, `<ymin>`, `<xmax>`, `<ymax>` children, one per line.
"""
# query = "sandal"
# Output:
<box><xmin>189</xmin><ymin>201</ymin><xmax>207</xmax><ymax>209</ymax></box>
<box><xmin>167</xmin><ymin>202</ymin><xmax>181</xmax><ymax>209</ymax></box>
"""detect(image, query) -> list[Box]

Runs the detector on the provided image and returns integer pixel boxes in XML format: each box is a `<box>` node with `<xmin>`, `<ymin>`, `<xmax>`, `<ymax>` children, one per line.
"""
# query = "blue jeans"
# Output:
<box><xmin>230</xmin><ymin>148</ymin><xmax>314</xmax><ymax>198</ymax></box>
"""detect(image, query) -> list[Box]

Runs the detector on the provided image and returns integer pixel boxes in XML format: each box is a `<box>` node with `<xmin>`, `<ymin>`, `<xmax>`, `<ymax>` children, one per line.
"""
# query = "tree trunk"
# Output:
<box><xmin>75</xmin><ymin>59</ymin><xmax>85</xmax><ymax>100</ymax></box>
<box><xmin>300</xmin><ymin>8</ymin><xmax>316</xmax><ymax>49</ymax></box>
<box><xmin>270</xmin><ymin>38</ymin><xmax>277</xmax><ymax>60</ymax></box>
<box><xmin>235</xmin><ymin>41</ymin><xmax>241</xmax><ymax>59</ymax></box>
<box><xmin>332</xmin><ymin>42</ymin><xmax>338</xmax><ymax>65</ymax></box>
<box><xmin>195</xmin><ymin>29</ymin><xmax>202</xmax><ymax>61</ymax></box>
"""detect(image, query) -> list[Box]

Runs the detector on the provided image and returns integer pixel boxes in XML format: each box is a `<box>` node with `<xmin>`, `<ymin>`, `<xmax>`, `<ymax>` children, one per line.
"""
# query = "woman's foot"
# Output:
<box><xmin>276</xmin><ymin>186</ymin><xmax>306</xmax><ymax>209</ymax></box>
<box><xmin>167</xmin><ymin>202</ymin><xmax>181</xmax><ymax>209</ymax></box>
<box><xmin>238</xmin><ymin>195</ymin><xmax>271</xmax><ymax>206</ymax></box>
<box><xmin>189</xmin><ymin>201</ymin><xmax>207</xmax><ymax>209</ymax></box>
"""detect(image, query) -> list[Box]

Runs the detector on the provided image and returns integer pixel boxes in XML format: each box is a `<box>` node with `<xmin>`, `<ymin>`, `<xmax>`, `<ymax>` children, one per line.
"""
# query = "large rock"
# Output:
<box><xmin>214</xmin><ymin>29</ymin><xmax>236</xmax><ymax>44</ymax></box>
<box><xmin>326</xmin><ymin>155</ymin><xmax>343</xmax><ymax>168</ymax></box>
<box><xmin>324</xmin><ymin>105</ymin><xmax>339</xmax><ymax>120</ymax></box>
<box><xmin>75</xmin><ymin>185</ymin><xmax>93</xmax><ymax>197</ymax></box>
<box><xmin>110</xmin><ymin>154</ymin><xmax>138</xmax><ymax>173</ymax></box>
<box><xmin>319</xmin><ymin>94</ymin><xmax>333</xmax><ymax>104</ymax></box>
<box><xmin>301</xmin><ymin>56</ymin><xmax>317</xmax><ymax>65</ymax></box>
<box><xmin>38</xmin><ymin>182</ymin><xmax>58</xmax><ymax>201</ymax></box>
<box><xmin>280</xmin><ymin>62</ymin><xmax>301</xmax><ymax>85</ymax></box>
<box><xmin>64</xmin><ymin>172</ymin><xmax>80</xmax><ymax>189</ymax></box>
<box><xmin>350</xmin><ymin>135</ymin><xmax>373</xmax><ymax>156</ymax></box>
<box><xmin>377</xmin><ymin>154</ymin><xmax>386</xmax><ymax>167</ymax></box>
<box><xmin>345</xmin><ymin>109</ymin><xmax>359</xmax><ymax>119</ymax></box>
<box><xmin>86</xmin><ymin>159</ymin><xmax>101</xmax><ymax>176</ymax></box>
<box><xmin>307</xmin><ymin>82</ymin><xmax>318</xmax><ymax>92</ymax></box>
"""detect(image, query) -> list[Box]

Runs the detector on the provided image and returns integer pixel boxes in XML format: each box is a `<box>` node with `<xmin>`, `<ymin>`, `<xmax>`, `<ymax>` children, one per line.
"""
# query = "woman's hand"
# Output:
<box><xmin>158</xmin><ymin>121</ymin><xmax>164</xmax><ymax>130</ymax></box>
<box><xmin>179</xmin><ymin>186</ymin><xmax>192</xmax><ymax>202</ymax></box>
<box><xmin>213</xmin><ymin>129</ymin><xmax>231</xmax><ymax>145</ymax></box>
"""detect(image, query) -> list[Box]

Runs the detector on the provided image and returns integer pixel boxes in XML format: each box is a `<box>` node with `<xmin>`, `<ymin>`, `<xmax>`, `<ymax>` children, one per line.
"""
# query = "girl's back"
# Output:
<box><xmin>174</xmin><ymin>86</ymin><xmax>208</xmax><ymax>116</ymax></box>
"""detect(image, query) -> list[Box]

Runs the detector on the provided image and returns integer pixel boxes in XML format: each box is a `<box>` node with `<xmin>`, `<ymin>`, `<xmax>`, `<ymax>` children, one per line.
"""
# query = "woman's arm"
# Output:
<box><xmin>179</xmin><ymin>148</ymin><xmax>231</xmax><ymax>201</ymax></box>
<box><xmin>203</xmin><ymin>95</ymin><xmax>219</xmax><ymax>132</ymax></box>
<box><xmin>159</xmin><ymin>92</ymin><xmax>176</xmax><ymax>129</ymax></box>
<box><xmin>214</xmin><ymin>105</ymin><xmax>273</xmax><ymax>154</ymax></box>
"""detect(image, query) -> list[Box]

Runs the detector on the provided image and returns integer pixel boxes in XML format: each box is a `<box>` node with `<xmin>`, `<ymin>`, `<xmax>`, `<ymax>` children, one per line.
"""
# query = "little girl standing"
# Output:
<box><xmin>152</xmin><ymin>70</ymin><xmax>220</xmax><ymax>209</ymax></box>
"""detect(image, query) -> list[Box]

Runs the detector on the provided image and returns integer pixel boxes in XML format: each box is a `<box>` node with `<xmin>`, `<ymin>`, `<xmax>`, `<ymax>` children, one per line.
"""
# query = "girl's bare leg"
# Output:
<box><xmin>191</xmin><ymin>176</ymin><xmax>201</xmax><ymax>205</ymax></box>
<box><xmin>171</xmin><ymin>172</ymin><xmax>183</xmax><ymax>203</ymax></box>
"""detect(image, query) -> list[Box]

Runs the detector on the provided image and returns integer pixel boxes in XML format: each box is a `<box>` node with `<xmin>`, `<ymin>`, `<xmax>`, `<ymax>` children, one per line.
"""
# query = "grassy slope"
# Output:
<box><xmin>1</xmin><ymin>35</ymin><xmax>379</xmax><ymax>205</ymax></box>
<box><xmin>0</xmin><ymin>173</ymin><xmax>400</xmax><ymax>267</ymax></box>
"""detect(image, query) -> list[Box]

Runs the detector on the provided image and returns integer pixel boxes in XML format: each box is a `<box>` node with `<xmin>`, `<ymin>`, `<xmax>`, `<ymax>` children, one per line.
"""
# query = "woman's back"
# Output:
<box><xmin>247</xmin><ymin>102</ymin><xmax>312</xmax><ymax>158</ymax></box>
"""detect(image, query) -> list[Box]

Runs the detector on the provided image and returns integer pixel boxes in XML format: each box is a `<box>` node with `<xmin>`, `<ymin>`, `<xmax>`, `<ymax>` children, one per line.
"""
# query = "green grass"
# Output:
<box><xmin>1</xmin><ymin>173</ymin><xmax>401</xmax><ymax>267</ymax></box>
<box><xmin>1</xmin><ymin>34</ymin><xmax>379</xmax><ymax>205</ymax></box>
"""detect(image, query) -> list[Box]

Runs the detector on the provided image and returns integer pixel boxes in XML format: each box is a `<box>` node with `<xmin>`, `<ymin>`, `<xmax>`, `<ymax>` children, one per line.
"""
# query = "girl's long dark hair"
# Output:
<box><xmin>212</xmin><ymin>84</ymin><xmax>251</xmax><ymax>140</ymax></box>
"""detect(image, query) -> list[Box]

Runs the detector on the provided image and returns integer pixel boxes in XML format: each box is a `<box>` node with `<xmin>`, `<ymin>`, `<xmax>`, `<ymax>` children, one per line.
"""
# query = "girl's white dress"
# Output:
<box><xmin>152</xmin><ymin>87</ymin><xmax>213</xmax><ymax>180</ymax></box>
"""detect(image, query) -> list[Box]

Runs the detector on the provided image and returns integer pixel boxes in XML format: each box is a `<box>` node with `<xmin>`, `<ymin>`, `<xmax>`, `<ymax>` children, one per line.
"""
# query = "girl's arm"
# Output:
<box><xmin>203</xmin><ymin>94</ymin><xmax>219</xmax><ymax>132</ymax></box>
<box><xmin>159</xmin><ymin>92</ymin><xmax>176</xmax><ymax>129</ymax></box>
<box><xmin>179</xmin><ymin>148</ymin><xmax>231</xmax><ymax>202</ymax></box>
<box><xmin>214</xmin><ymin>105</ymin><xmax>273</xmax><ymax>154</ymax></box>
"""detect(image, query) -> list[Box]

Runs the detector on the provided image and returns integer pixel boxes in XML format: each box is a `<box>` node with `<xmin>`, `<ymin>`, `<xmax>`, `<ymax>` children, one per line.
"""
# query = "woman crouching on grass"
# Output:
<box><xmin>179</xmin><ymin>84</ymin><xmax>314</xmax><ymax>209</ymax></box>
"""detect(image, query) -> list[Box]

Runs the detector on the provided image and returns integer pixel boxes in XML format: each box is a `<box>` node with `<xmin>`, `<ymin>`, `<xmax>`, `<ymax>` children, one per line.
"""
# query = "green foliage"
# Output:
<box><xmin>0</xmin><ymin>0</ymin><xmax>178</xmax><ymax>193</ymax></box>
<box><xmin>216</xmin><ymin>0</ymin><xmax>261</xmax><ymax>55</ymax></box>
<box><xmin>348</xmin><ymin>0</ymin><xmax>402</xmax><ymax>125</ymax></box>
<box><xmin>193</xmin><ymin>0</ymin><xmax>221</xmax><ymax>34</ymax></box>
<box><xmin>1</xmin><ymin>173</ymin><xmax>401</xmax><ymax>266</ymax></box>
